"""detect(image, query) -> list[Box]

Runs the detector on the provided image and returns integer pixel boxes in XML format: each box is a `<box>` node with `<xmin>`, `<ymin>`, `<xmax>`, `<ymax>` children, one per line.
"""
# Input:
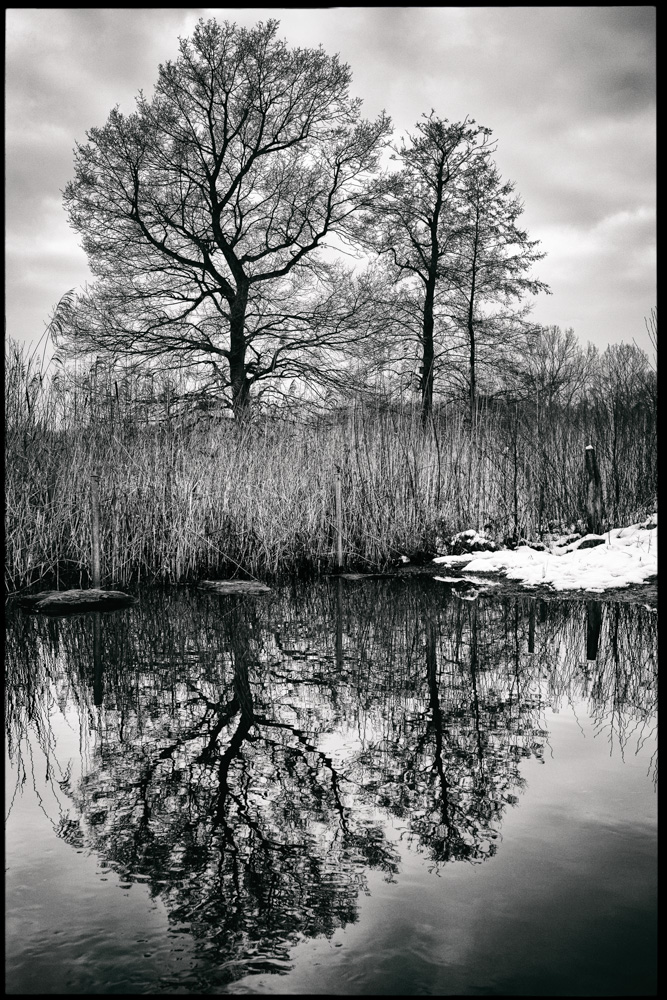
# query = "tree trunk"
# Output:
<box><xmin>468</xmin><ymin>309</ymin><xmax>476</xmax><ymax>423</ymax></box>
<box><xmin>229</xmin><ymin>284</ymin><xmax>250</xmax><ymax>421</ymax></box>
<box><xmin>421</xmin><ymin>278</ymin><xmax>435</xmax><ymax>424</ymax></box>
<box><xmin>420</xmin><ymin>161</ymin><xmax>444</xmax><ymax>427</ymax></box>
<box><xmin>467</xmin><ymin>205</ymin><xmax>480</xmax><ymax>423</ymax></box>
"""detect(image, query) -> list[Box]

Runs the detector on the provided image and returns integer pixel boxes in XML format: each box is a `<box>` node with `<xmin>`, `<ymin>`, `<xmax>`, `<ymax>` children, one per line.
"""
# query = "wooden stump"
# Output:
<box><xmin>585</xmin><ymin>445</ymin><xmax>606</xmax><ymax>535</ymax></box>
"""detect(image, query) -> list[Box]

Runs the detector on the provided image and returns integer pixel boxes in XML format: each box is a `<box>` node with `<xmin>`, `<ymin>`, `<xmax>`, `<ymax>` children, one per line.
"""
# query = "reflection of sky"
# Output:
<box><xmin>226</xmin><ymin>702</ymin><xmax>657</xmax><ymax>996</ymax></box>
<box><xmin>5</xmin><ymin>701</ymin><xmax>201</xmax><ymax>994</ymax></box>
<box><xmin>5</xmin><ymin>8</ymin><xmax>655</xmax><ymax>355</ymax></box>
<box><xmin>318</xmin><ymin>727</ymin><xmax>369</xmax><ymax>765</ymax></box>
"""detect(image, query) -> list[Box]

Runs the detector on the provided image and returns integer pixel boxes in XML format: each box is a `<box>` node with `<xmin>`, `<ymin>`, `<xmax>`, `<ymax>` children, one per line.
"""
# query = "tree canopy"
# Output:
<box><xmin>63</xmin><ymin>18</ymin><xmax>391</xmax><ymax>417</ymax></box>
<box><xmin>355</xmin><ymin>114</ymin><xmax>550</xmax><ymax>420</ymax></box>
<box><xmin>58</xmin><ymin>19</ymin><xmax>556</xmax><ymax>421</ymax></box>
<box><xmin>441</xmin><ymin>157</ymin><xmax>551</xmax><ymax>414</ymax></box>
<box><xmin>357</xmin><ymin>114</ymin><xmax>495</xmax><ymax>421</ymax></box>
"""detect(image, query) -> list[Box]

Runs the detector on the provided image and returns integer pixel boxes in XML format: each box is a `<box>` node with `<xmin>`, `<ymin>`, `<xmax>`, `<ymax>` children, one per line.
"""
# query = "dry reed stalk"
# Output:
<box><xmin>5</xmin><ymin>338</ymin><xmax>657</xmax><ymax>589</ymax></box>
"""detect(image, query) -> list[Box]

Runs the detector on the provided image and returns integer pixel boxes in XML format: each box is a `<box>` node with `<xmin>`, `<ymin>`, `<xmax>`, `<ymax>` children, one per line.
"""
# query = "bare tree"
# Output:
<box><xmin>62</xmin><ymin>19</ymin><xmax>391</xmax><ymax>419</ymax></box>
<box><xmin>592</xmin><ymin>341</ymin><xmax>656</xmax><ymax>524</ymax></box>
<box><xmin>519</xmin><ymin>325</ymin><xmax>597</xmax><ymax>407</ymax></box>
<box><xmin>641</xmin><ymin>307</ymin><xmax>656</xmax><ymax>371</ymax></box>
<box><xmin>357</xmin><ymin>114</ymin><xmax>494</xmax><ymax>422</ymax></box>
<box><xmin>442</xmin><ymin>158</ymin><xmax>550</xmax><ymax>417</ymax></box>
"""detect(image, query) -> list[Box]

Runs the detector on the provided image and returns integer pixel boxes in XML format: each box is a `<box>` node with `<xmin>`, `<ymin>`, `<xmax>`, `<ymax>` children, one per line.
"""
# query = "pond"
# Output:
<box><xmin>5</xmin><ymin>579</ymin><xmax>657</xmax><ymax>995</ymax></box>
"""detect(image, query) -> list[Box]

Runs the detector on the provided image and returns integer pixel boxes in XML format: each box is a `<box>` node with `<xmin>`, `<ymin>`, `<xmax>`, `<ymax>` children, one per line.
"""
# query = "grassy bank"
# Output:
<box><xmin>5</xmin><ymin>343</ymin><xmax>657</xmax><ymax>592</ymax></box>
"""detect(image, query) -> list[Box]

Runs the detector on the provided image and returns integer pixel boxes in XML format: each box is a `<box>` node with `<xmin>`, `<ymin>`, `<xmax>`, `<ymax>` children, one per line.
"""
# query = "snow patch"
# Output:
<box><xmin>432</xmin><ymin>516</ymin><xmax>657</xmax><ymax>593</ymax></box>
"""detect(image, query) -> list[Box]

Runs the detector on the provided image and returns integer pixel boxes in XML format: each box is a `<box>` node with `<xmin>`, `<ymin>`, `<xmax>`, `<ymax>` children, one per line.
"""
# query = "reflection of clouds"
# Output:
<box><xmin>318</xmin><ymin>727</ymin><xmax>371</xmax><ymax>765</ymax></box>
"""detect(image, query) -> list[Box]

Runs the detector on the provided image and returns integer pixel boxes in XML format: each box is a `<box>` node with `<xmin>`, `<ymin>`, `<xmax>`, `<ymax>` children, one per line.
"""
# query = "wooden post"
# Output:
<box><xmin>335</xmin><ymin>468</ymin><xmax>343</xmax><ymax>570</ymax></box>
<box><xmin>91</xmin><ymin>474</ymin><xmax>101</xmax><ymax>589</ymax></box>
<box><xmin>585</xmin><ymin>444</ymin><xmax>605</xmax><ymax>535</ymax></box>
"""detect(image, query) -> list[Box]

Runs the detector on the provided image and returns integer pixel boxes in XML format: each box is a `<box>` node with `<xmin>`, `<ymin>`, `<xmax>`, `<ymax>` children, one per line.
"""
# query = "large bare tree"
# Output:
<box><xmin>62</xmin><ymin>19</ymin><xmax>391</xmax><ymax>418</ymax></box>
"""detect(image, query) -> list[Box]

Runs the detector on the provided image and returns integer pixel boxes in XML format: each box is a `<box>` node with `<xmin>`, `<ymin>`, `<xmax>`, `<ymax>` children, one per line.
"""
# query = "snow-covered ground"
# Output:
<box><xmin>433</xmin><ymin>515</ymin><xmax>657</xmax><ymax>593</ymax></box>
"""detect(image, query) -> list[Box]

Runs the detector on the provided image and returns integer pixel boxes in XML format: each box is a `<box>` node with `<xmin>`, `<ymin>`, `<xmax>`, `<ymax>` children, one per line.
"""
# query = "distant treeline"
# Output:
<box><xmin>5</xmin><ymin>326</ymin><xmax>656</xmax><ymax>591</ymax></box>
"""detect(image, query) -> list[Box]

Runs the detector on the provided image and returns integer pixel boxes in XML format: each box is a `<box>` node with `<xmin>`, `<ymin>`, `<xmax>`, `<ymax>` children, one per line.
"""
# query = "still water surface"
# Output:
<box><xmin>5</xmin><ymin>580</ymin><xmax>657</xmax><ymax>995</ymax></box>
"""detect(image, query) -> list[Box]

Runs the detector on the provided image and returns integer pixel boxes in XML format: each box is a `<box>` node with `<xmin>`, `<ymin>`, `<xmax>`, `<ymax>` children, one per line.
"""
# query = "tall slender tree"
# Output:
<box><xmin>62</xmin><ymin>19</ymin><xmax>391</xmax><ymax>418</ymax></box>
<box><xmin>443</xmin><ymin>159</ymin><xmax>550</xmax><ymax>416</ymax></box>
<box><xmin>357</xmin><ymin>114</ymin><xmax>494</xmax><ymax>422</ymax></box>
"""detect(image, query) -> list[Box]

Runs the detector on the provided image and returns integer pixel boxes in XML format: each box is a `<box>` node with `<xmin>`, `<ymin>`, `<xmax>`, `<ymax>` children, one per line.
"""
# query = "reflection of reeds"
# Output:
<box><xmin>4</xmin><ymin>613</ymin><xmax>92</xmax><ymax>828</ymax></box>
<box><xmin>5</xmin><ymin>339</ymin><xmax>657</xmax><ymax>589</ymax></box>
<box><xmin>526</xmin><ymin>600</ymin><xmax>657</xmax><ymax>710</ymax></box>
<box><xmin>6</xmin><ymin>587</ymin><xmax>657</xmax><ymax>787</ymax></box>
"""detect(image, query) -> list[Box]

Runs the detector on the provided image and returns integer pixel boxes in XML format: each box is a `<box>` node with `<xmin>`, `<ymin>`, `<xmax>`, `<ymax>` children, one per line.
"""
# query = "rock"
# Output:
<box><xmin>576</xmin><ymin>537</ymin><xmax>606</xmax><ymax>550</ymax></box>
<box><xmin>453</xmin><ymin>586</ymin><xmax>481</xmax><ymax>602</ymax></box>
<box><xmin>199</xmin><ymin>580</ymin><xmax>271</xmax><ymax>595</ymax></box>
<box><xmin>434</xmin><ymin>576</ymin><xmax>487</xmax><ymax>601</ymax></box>
<box><xmin>519</xmin><ymin>539</ymin><xmax>546</xmax><ymax>551</ymax></box>
<box><xmin>555</xmin><ymin>533</ymin><xmax>582</xmax><ymax>547</ymax></box>
<box><xmin>434</xmin><ymin>575</ymin><xmax>471</xmax><ymax>587</ymax></box>
<box><xmin>449</xmin><ymin>529</ymin><xmax>498</xmax><ymax>556</ymax></box>
<box><xmin>17</xmin><ymin>589</ymin><xmax>136</xmax><ymax>614</ymax></box>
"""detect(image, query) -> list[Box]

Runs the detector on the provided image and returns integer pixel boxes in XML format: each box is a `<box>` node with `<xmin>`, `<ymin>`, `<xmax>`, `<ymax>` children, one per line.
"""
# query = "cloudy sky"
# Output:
<box><xmin>6</xmin><ymin>7</ymin><xmax>656</xmax><ymax>356</ymax></box>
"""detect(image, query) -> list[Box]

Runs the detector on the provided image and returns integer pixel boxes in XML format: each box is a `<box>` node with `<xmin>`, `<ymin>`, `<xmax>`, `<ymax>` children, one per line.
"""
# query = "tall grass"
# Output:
<box><xmin>5</xmin><ymin>339</ymin><xmax>657</xmax><ymax>591</ymax></box>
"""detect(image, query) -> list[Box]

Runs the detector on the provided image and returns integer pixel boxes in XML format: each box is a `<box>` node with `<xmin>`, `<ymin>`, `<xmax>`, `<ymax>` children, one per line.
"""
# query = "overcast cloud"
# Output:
<box><xmin>5</xmin><ymin>7</ymin><xmax>656</xmax><ymax>355</ymax></box>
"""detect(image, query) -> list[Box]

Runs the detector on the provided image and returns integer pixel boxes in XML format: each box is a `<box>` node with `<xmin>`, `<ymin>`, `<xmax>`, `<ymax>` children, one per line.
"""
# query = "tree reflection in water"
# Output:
<box><xmin>5</xmin><ymin>582</ymin><xmax>657</xmax><ymax>988</ymax></box>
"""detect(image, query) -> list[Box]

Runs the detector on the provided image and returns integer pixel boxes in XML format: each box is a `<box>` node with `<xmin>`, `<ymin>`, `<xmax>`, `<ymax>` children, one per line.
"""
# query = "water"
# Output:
<box><xmin>5</xmin><ymin>579</ymin><xmax>657</xmax><ymax>995</ymax></box>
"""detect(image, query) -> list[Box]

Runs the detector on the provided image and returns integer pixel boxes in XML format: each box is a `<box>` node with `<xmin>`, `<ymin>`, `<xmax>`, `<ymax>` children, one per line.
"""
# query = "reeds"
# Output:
<box><xmin>5</xmin><ymin>340</ymin><xmax>657</xmax><ymax>591</ymax></box>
